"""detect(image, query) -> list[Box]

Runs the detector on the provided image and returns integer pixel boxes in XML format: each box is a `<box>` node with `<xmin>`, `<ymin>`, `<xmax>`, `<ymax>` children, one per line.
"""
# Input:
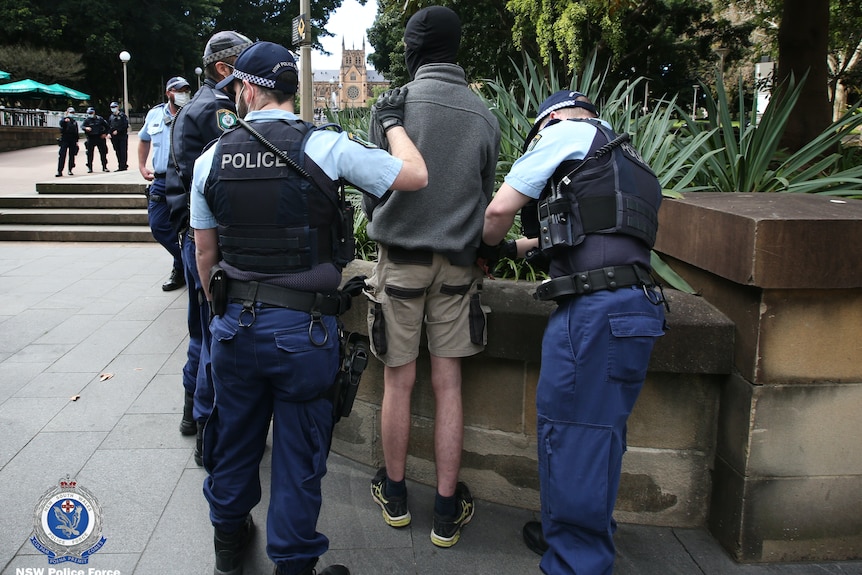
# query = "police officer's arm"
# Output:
<box><xmin>138</xmin><ymin>139</ymin><xmax>154</xmax><ymax>181</ymax></box>
<box><xmin>195</xmin><ymin>228</ymin><xmax>219</xmax><ymax>301</ymax></box>
<box><xmin>385</xmin><ymin>126</ymin><xmax>428</xmax><ymax>191</ymax></box>
<box><xmin>372</xmin><ymin>87</ymin><xmax>428</xmax><ymax>191</ymax></box>
<box><xmin>483</xmin><ymin>183</ymin><xmax>538</xmax><ymax>257</ymax></box>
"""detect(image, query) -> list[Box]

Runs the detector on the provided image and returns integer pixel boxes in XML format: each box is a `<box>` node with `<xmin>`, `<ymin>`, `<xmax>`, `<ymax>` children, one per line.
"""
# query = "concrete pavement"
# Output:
<box><xmin>2</xmin><ymin>140</ymin><xmax>862</xmax><ymax>575</ymax></box>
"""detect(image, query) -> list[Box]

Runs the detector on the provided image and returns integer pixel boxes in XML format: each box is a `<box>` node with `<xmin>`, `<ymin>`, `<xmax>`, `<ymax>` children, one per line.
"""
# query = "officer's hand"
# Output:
<box><xmin>373</xmin><ymin>87</ymin><xmax>408</xmax><ymax>132</ymax></box>
<box><xmin>342</xmin><ymin>275</ymin><xmax>368</xmax><ymax>298</ymax></box>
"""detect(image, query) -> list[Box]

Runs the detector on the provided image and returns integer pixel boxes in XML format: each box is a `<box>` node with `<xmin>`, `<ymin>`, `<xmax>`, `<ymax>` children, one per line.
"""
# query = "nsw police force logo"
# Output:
<box><xmin>30</xmin><ymin>476</ymin><xmax>106</xmax><ymax>564</ymax></box>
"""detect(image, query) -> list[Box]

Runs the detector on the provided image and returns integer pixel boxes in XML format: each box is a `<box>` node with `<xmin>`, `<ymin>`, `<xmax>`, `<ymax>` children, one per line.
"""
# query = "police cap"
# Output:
<box><xmin>524</xmin><ymin>90</ymin><xmax>599</xmax><ymax>148</ymax></box>
<box><xmin>215</xmin><ymin>41</ymin><xmax>298</xmax><ymax>95</ymax></box>
<box><xmin>203</xmin><ymin>31</ymin><xmax>253</xmax><ymax>66</ymax></box>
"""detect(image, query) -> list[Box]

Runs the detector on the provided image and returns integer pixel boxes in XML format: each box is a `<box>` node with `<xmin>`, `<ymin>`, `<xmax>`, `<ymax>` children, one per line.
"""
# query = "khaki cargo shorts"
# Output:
<box><xmin>364</xmin><ymin>245</ymin><xmax>486</xmax><ymax>367</ymax></box>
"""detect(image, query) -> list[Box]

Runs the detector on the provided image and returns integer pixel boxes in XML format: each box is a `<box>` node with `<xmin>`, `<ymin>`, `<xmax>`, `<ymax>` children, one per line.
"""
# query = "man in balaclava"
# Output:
<box><xmin>364</xmin><ymin>5</ymin><xmax>501</xmax><ymax>549</ymax></box>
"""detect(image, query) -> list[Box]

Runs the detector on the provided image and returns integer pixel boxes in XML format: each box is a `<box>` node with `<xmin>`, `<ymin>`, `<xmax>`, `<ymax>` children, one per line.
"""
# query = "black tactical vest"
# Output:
<box><xmin>204</xmin><ymin>120</ymin><xmax>343</xmax><ymax>274</ymax></box>
<box><xmin>523</xmin><ymin>119</ymin><xmax>661</xmax><ymax>267</ymax></box>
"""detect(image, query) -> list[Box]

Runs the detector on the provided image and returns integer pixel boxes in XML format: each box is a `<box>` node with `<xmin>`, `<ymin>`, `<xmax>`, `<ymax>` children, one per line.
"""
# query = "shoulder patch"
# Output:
<box><xmin>347</xmin><ymin>132</ymin><xmax>376</xmax><ymax>149</ymax></box>
<box><xmin>526</xmin><ymin>133</ymin><xmax>542</xmax><ymax>153</ymax></box>
<box><xmin>217</xmin><ymin>109</ymin><xmax>238</xmax><ymax>131</ymax></box>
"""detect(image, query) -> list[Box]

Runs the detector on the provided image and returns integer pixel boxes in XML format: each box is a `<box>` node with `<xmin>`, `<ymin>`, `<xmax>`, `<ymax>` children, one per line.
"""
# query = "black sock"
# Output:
<box><xmin>435</xmin><ymin>492</ymin><xmax>457</xmax><ymax>517</ymax></box>
<box><xmin>385</xmin><ymin>476</ymin><xmax>406</xmax><ymax>498</ymax></box>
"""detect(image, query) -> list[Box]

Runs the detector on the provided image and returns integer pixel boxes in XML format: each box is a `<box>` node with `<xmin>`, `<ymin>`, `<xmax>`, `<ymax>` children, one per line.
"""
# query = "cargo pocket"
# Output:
<box><xmin>209</xmin><ymin>313</ymin><xmax>239</xmax><ymax>344</ymax></box>
<box><xmin>369</xmin><ymin>302</ymin><xmax>387</xmax><ymax>356</ymax></box>
<box><xmin>607</xmin><ymin>312</ymin><xmax>664</xmax><ymax>385</ymax></box>
<box><xmin>468</xmin><ymin>292</ymin><xmax>487</xmax><ymax>345</ymax></box>
<box><xmin>541</xmin><ymin>419</ymin><xmax>613</xmax><ymax>532</ymax></box>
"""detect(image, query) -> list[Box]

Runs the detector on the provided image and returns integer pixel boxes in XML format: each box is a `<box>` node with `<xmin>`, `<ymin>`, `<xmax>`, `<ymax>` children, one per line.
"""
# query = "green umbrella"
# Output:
<box><xmin>0</xmin><ymin>78</ymin><xmax>66</xmax><ymax>96</ymax></box>
<box><xmin>45</xmin><ymin>83</ymin><xmax>90</xmax><ymax>101</ymax></box>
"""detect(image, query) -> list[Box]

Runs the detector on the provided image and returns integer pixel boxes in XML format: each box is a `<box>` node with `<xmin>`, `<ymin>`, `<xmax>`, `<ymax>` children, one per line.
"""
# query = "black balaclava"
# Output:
<box><xmin>404</xmin><ymin>6</ymin><xmax>461</xmax><ymax>79</ymax></box>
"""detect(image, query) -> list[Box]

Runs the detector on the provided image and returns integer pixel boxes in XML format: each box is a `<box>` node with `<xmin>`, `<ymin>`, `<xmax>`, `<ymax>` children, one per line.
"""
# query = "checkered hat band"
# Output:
<box><xmin>203</xmin><ymin>44</ymin><xmax>250</xmax><ymax>65</ymax></box>
<box><xmin>537</xmin><ymin>100</ymin><xmax>582</xmax><ymax>123</ymax></box>
<box><xmin>234</xmin><ymin>69</ymin><xmax>276</xmax><ymax>89</ymax></box>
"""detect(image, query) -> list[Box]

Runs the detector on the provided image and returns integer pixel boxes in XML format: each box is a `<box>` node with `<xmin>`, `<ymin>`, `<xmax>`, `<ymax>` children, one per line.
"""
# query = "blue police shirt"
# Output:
<box><xmin>138</xmin><ymin>103</ymin><xmax>176</xmax><ymax>174</ymax></box>
<box><xmin>191</xmin><ymin>109</ymin><xmax>403</xmax><ymax>230</ymax></box>
<box><xmin>504</xmin><ymin>118</ymin><xmax>613</xmax><ymax>200</ymax></box>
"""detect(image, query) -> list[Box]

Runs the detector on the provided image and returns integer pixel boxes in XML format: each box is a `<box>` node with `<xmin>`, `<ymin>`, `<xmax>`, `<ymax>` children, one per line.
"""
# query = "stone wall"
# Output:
<box><xmin>654</xmin><ymin>193</ymin><xmax>862</xmax><ymax>562</ymax></box>
<box><xmin>0</xmin><ymin>127</ymin><xmax>57</xmax><ymax>153</ymax></box>
<box><xmin>332</xmin><ymin>258</ymin><xmax>735</xmax><ymax>530</ymax></box>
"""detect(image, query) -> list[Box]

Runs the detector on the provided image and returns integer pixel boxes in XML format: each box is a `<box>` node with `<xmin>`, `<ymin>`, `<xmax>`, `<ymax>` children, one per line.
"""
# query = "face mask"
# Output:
<box><xmin>88</xmin><ymin>113</ymin><xmax>95</xmax><ymax>117</ymax></box>
<box><xmin>110</xmin><ymin>107</ymin><xmax>118</xmax><ymax>113</ymax></box>
<box><xmin>173</xmin><ymin>92</ymin><xmax>190</xmax><ymax>108</ymax></box>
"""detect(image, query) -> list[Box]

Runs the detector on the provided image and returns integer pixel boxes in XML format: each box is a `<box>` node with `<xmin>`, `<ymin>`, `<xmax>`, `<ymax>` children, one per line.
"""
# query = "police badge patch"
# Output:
<box><xmin>30</xmin><ymin>475</ymin><xmax>106</xmax><ymax>564</ymax></box>
<box><xmin>526</xmin><ymin>133</ymin><xmax>542</xmax><ymax>153</ymax></box>
<box><xmin>217</xmin><ymin>109</ymin><xmax>238</xmax><ymax>131</ymax></box>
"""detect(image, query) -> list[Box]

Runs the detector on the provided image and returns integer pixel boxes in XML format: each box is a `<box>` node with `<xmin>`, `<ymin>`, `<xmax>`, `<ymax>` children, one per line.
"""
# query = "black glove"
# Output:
<box><xmin>342</xmin><ymin>275</ymin><xmax>368</xmax><ymax>298</ymax></box>
<box><xmin>373</xmin><ymin>87</ymin><xmax>408</xmax><ymax>132</ymax></box>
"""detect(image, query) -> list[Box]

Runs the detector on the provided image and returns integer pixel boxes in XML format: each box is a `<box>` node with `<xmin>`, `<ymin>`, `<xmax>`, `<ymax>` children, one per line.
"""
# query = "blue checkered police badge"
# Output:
<box><xmin>30</xmin><ymin>475</ymin><xmax>106</xmax><ymax>564</ymax></box>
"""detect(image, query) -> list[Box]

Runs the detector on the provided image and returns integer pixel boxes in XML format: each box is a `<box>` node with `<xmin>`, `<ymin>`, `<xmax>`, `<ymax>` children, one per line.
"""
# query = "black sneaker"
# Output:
<box><xmin>370</xmin><ymin>467</ymin><xmax>411</xmax><ymax>527</ymax></box>
<box><xmin>430</xmin><ymin>482</ymin><xmax>475</xmax><ymax>548</ymax></box>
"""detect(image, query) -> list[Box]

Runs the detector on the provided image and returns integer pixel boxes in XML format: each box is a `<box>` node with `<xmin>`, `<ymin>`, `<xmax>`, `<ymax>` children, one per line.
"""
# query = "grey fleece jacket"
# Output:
<box><xmin>366</xmin><ymin>63</ymin><xmax>500</xmax><ymax>261</ymax></box>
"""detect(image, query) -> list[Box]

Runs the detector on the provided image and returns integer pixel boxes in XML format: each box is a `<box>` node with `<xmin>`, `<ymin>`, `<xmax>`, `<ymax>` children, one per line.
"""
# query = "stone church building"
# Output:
<box><xmin>312</xmin><ymin>39</ymin><xmax>389</xmax><ymax>113</ymax></box>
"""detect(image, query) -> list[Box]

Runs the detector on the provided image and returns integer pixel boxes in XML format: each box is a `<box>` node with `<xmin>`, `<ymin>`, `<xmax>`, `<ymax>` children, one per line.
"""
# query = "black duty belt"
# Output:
<box><xmin>534</xmin><ymin>265</ymin><xmax>654</xmax><ymax>302</ymax></box>
<box><xmin>146</xmin><ymin>192</ymin><xmax>166</xmax><ymax>203</ymax></box>
<box><xmin>154</xmin><ymin>172</ymin><xmax>166</xmax><ymax>179</ymax></box>
<box><xmin>227</xmin><ymin>280</ymin><xmax>343</xmax><ymax>316</ymax></box>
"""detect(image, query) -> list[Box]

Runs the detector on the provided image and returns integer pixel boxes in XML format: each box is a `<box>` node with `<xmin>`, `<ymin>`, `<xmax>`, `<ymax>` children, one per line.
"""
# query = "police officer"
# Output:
<box><xmin>482</xmin><ymin>90</ymin><xmax>667</xmax><ymax>575</ymax></box>
<box><xmin>108</xmin><ymin>101</ymin><xmax>130</xmax><ymax>171</ymax></box>
<box><xmin>190</xmin><ymin>41</ymin><xmax>427</xmax><ymax>575</ymax></box>
<box><xmin>56</xmin><ymin>107</ymin><xmax>79</xmax><ymax>177</ymax></box>
<box><xmin>82</xmin><ymin>106</ymin><xmax>109</xmax><ymax>172</ymax></box>
<box><xmin>166</xmin><ymin>30</ymin><xmax>253</xmax><ymax>456</ymax></box>
<box><xmin>138</xmin><ymin>76</ymin><xmax>191</xmax><ymax>293</ymax></box>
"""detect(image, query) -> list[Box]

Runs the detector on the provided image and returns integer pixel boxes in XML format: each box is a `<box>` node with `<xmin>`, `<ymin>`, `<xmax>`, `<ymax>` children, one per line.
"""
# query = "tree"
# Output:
<box><xmin>0</xmin><ymin>0</ymin><xmax>353</xmax><ymax>112</ymax></box>
<box><xmin>827</xmin><ymin>0</ymin><xmax>862</xmax><ymax>119</ymax></box>
<box><xmin>776</xmin><ymin>0</ymin><xmax>831</xmax><ymax>152</ymax></box>
<box><xmin>505</xmin><ymin>0</ymin><xmax>754</xmax><ymax>106</ymax></box>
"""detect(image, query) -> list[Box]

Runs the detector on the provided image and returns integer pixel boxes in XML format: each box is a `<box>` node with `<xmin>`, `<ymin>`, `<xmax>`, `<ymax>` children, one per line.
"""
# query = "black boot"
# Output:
<box><xmin>194</xmin><ymin>420</ymin><xmax>205</xmax><ymax>466</ymax></box>
<box><xmin>180</xmin><ymin>391</ymin><xmax>196</xmax><ymax>435</ymax></box>
<box><xmin>214</xmin><ymin>514</ymin><xmax>254</xmax><ymax>575</ymax></box>
<box><xmin>162</xmin><ymin>268</ymin><xmax>186</xmax><ymax>291</ymax></box>
<box><xmin>522</xmin><ymin>520</ymin><xmax>548</xmax><ymax>556</ymax></box>
<box><xmin>276</xmin><ymin>560</ymin><xmax>349</xmax><ymax>575</ymax></box>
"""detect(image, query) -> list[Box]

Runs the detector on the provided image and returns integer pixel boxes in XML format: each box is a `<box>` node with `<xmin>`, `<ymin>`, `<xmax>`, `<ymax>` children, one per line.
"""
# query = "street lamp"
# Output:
<box><xmin>692</xmin><ymin>84</ymin><xmax>699</xmax><ymax>118</ymax></box>
<box><xmin>119</xmin><ymin>51</ymin><xmax>131</xmax><ymax>117</ymax></box>
<box><xmin>714</xmin><ymin>47</ymin><xmax>730</xmax><ymax>127</ymax></box>
<box><xmin>194</xmin><ymin>67</ymin><xmax>203</xmax><ymax>90</ymax></box>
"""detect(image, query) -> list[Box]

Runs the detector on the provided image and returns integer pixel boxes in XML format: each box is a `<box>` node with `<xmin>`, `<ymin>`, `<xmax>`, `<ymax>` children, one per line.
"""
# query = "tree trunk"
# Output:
<box><xmin>777</xmin><ymin>0</ymin><xmax>831</xmax><ymax>152</ymax></box>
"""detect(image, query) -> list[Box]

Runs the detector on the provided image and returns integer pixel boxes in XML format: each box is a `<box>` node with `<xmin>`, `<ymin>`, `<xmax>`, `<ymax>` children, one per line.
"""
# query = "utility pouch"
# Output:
<box><xmin>468</xmin><ymin>289</ymin><xmax>487</xmax><ymax>345</ymax></box>
<box><xmin>332</xmin><ymin>330</ymin><xmax>370</xmax><ymax>423</ymax></box>
<box><xmin>537</xmin><ymin>191</ymin><xmax>575</xmax><ymax>253</ymax></box>
<box><xmin>209</xmin><ymin>264</ymin><xmax>227</xmax><ymax>318</ymax></box>
<box><xmin>370</xmin><ymin>302</ymin><xmax>387</xmax><ymax>356</ymax></box>
<box><xmin>335</xmin><ymin>202</ymin><xmax>356</xmax><ymax>266</ymax></box>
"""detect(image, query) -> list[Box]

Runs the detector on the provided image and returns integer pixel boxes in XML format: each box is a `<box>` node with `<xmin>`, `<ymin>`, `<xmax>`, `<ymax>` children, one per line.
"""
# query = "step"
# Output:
<box><xmin>0</xmin><ymin>224</ymin><xmax>155</xmax><ymax>242</ymax></box>
<box><xmin>0</xmin><ymin>208</ymin><xmax>149</xmax><ymax>225</ymax></box>
<box><xmin>0</xmin><ymin>195</ymin><xmax>146</xmax><ymax>209</ymax></box>
<box><xmin>36</xmin><ymin>181</ymin><xmax>148</xmax><ymax>195</ymax></box>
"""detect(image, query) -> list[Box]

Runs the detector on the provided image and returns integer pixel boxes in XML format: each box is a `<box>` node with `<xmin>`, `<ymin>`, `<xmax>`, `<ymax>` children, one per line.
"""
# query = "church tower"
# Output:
<box><xmin>340</xmin><ymin>38</ymin><xmax>368</xmax><ymax>109</ymax></box>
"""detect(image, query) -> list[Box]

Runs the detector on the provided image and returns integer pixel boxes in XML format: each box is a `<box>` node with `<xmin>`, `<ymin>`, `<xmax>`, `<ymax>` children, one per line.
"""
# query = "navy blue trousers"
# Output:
<box><xmin>181</xmin><ymin>231</ymin><xmax>213</xmax><ymax>421</ymax></box>
<box><xmin>146</xmin><ymin>178</ymin><xmax>182</xmax><ymax>273</ymax></box>
<box><xmin>537</xmin><ymin>286</ymin><xmax>664</xmax><ymax>575</ymax></box>
<box><xmin>203</xmin><ymin>303</ymin><xmax>339</xmax><ymax>573</ymax></box>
